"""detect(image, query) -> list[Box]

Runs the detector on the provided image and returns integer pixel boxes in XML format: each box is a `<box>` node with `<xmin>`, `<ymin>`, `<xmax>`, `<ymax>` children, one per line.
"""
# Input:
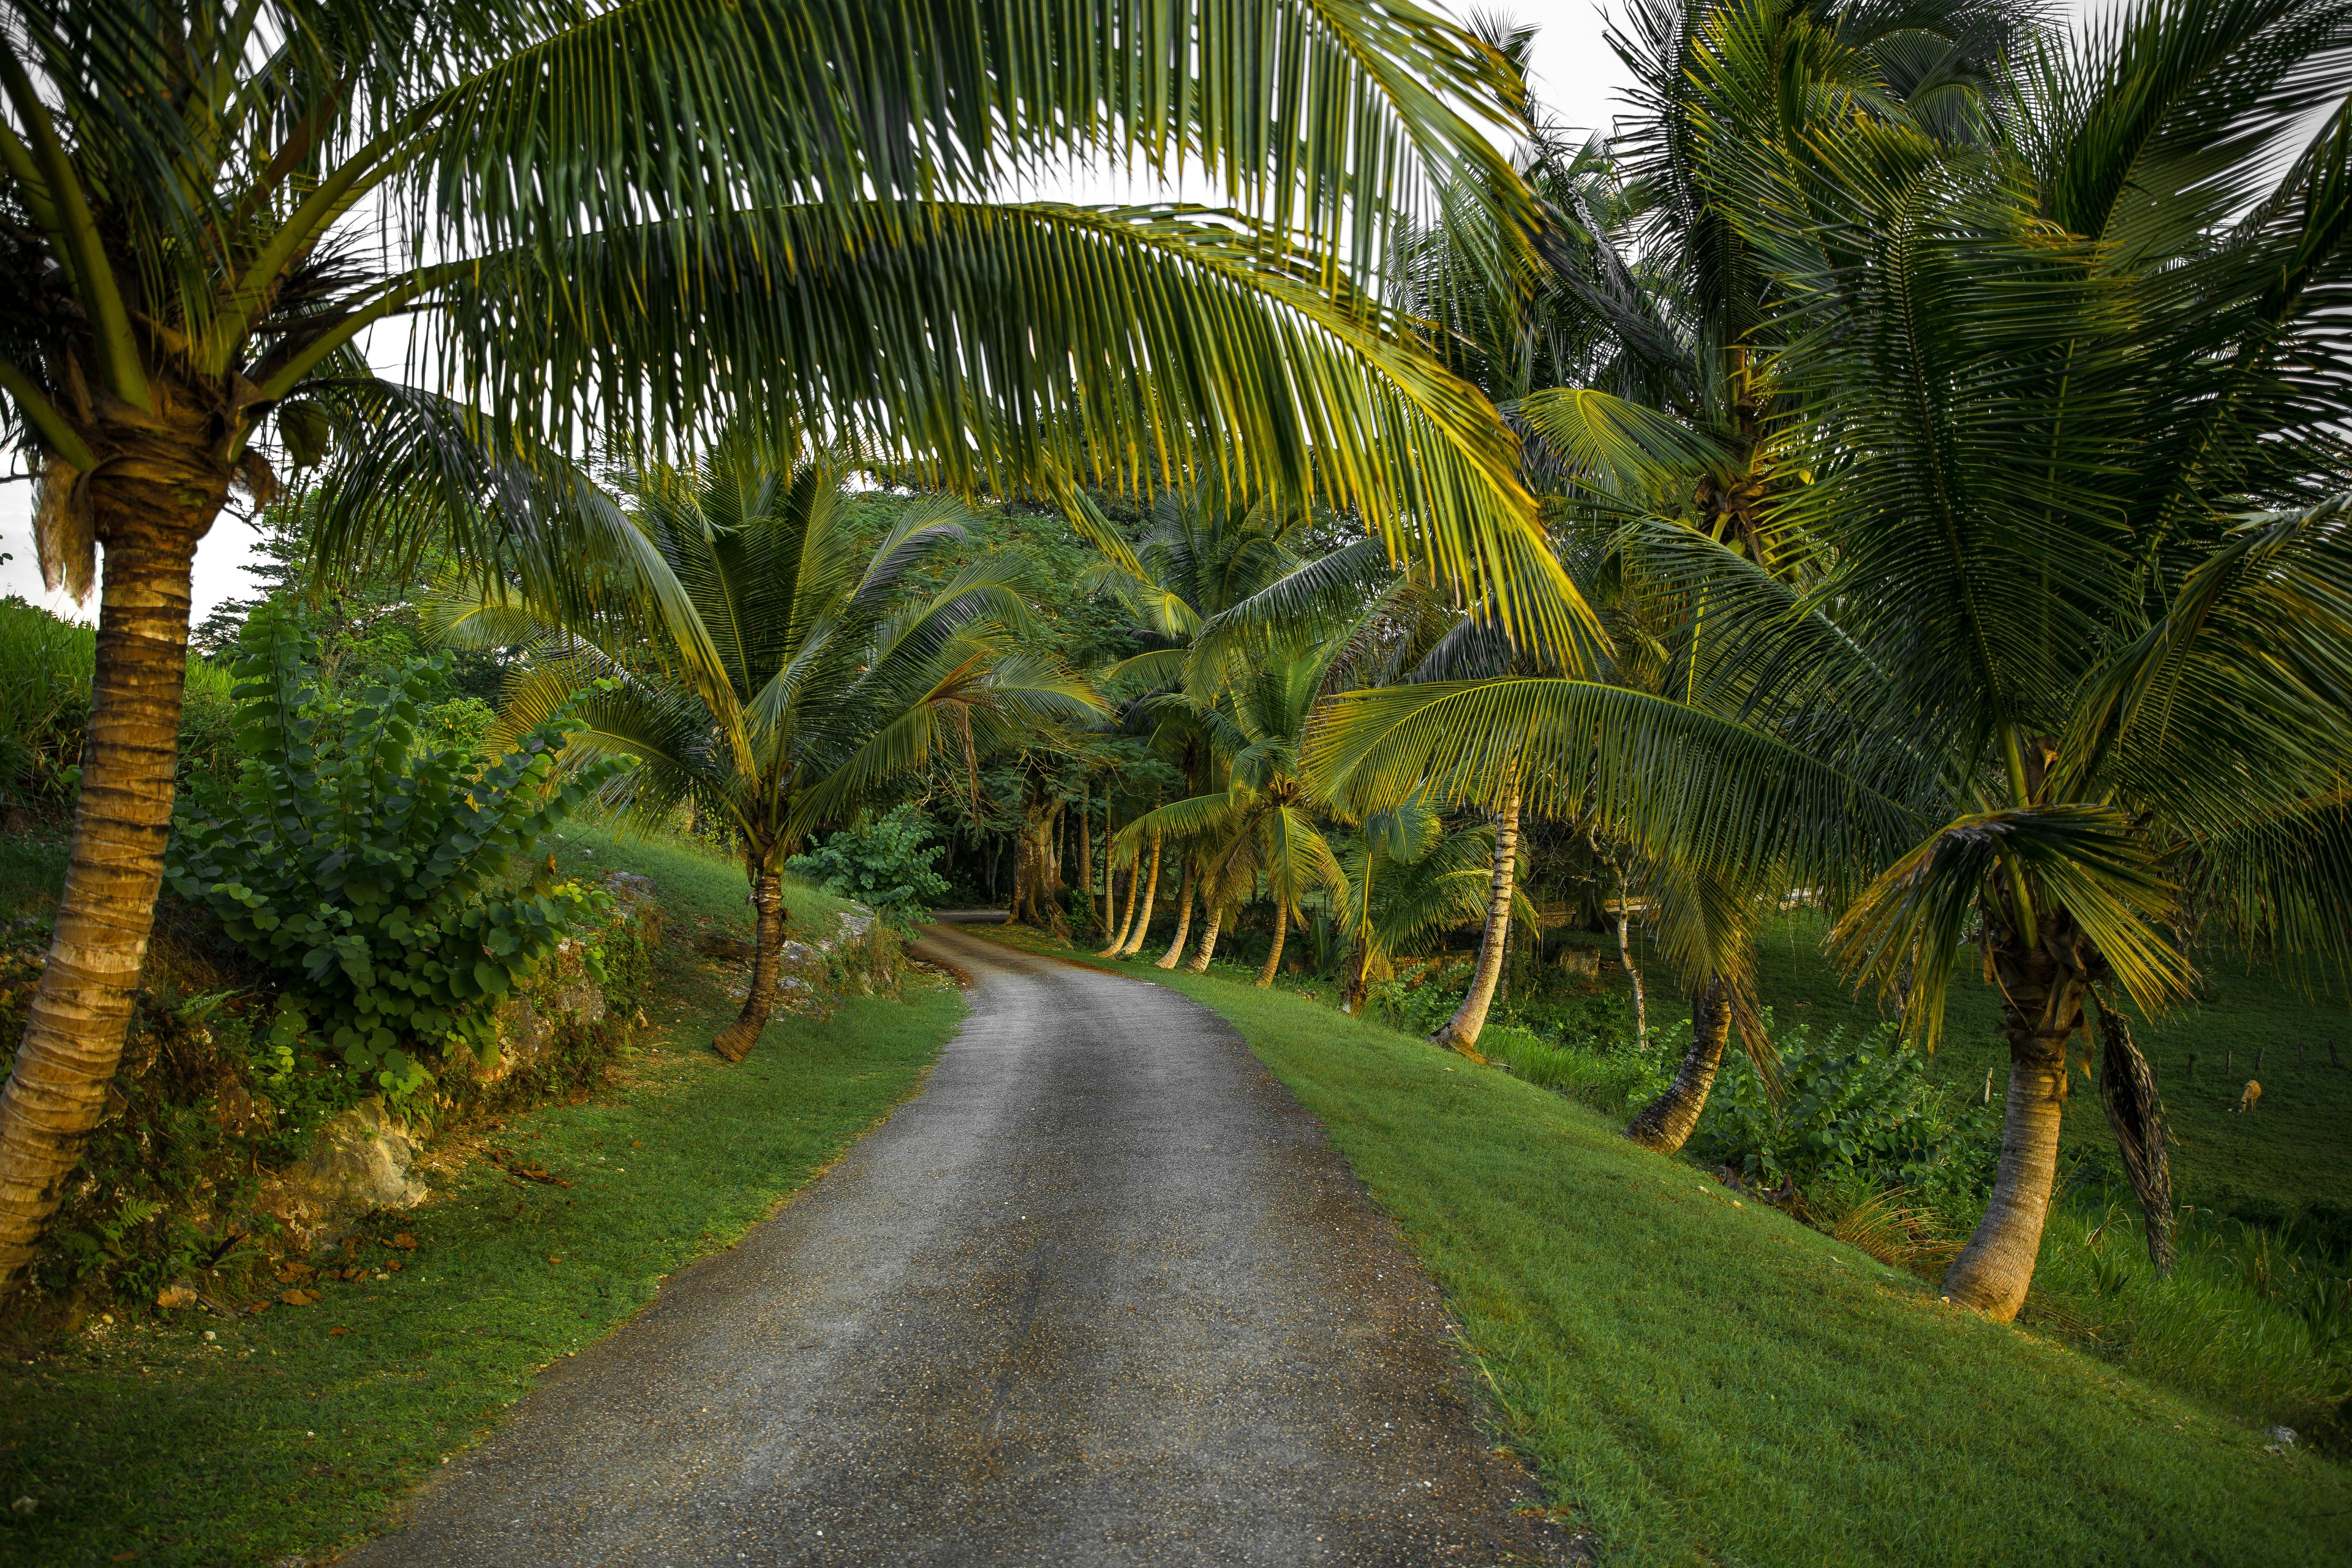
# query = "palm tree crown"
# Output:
<box><xmin>443</xmin><ymin>444</ymin><xmax>1099</xmax><ymax>1056</ymax></box>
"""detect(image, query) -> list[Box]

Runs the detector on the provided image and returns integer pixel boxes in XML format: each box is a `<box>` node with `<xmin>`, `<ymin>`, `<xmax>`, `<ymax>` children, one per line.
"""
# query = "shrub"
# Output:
<box><xmin>786</xmin><ymin>805</ymin><xmax>951</xmax><ymax>927</ymax></box>
<box><xmin>1690</xmin><ymin>1016</ymin><xmax>1998</xmax><ymax>1208</ymax></box>
<box><xmin>1366</xmin><ymin>957</ymin><xmax>1475</xmax><ymax>1035</ymax></box>
<box><xmin>1479</xmin><ymin>1019</ymin><xmax>1681</xmax><ymax>1115</ymax></box>
<box><xmin>165</xmin><ymin>607</ymin><xmax>620</xmax><ymax>1099</ymax></box>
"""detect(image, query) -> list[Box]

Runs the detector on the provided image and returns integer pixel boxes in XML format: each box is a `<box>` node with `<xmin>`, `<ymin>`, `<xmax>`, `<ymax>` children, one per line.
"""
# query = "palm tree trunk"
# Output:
<box><xmin>1117</xmin><ymin>834</ymin><xmax>1162</xmax><ymax>957</ymax></box>
<box><xmin>1615</xmin><ymin>859</ymin><xmax>1648</xmax><ymax>1047</ymax></box>
<box><xmin>1430</xmin><ymin>786</ymin><xmax>1519</xmax><ymax>1057</ymax></box>
<box><xmin>1098</xmin><ymin>849</ymin><xmax>1139</xmax><ymax>956</ymax></box>
<box><xmin>1078</xmin><ymin>786</ymin><xmax>1094</xmax><ymax>927</ymax></box>
<box><xmin>1186</xmin><ymin>902</ymin><xmax>1223</xmax><ymax>973</ymax></box>
<box><xmin>0</xmin><ymin>507</ymin><xmax>210</xmax><ymax>1300</ymax></box>
<box><xmin>1941</xmin><ymin>908</ymin><xmax>2087</xmax><ymax>1320</ymax></box>
<box><xmin>712</xmin><ymin>870</ymin><xmax>786</xmax><ymax>1061</ymax></box>
<box><xmin>1627</xmin><ymin>977</ymin><xmax>1731</xmax><ymax>1152</ymax></box>
<box><xmin>1254</xmin><ymin>906</ymin><xmax>1289</xmax><ymax>988</ymax></box>
<box><xmin>1155</xmin><ymin>862</ymin><xmax>1196</xmax><ymax>968</ymax></box>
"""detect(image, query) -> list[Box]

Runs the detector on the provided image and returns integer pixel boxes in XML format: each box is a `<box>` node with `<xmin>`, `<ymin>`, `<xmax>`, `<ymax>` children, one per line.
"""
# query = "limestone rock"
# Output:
<box><xmin>1556</xmin><ymin>947</ymin><xmax>1602</xmax><ymax>981</ymax></box>
<box><xmin>253</xmin><ymin>1098</ymin><xmax>429</xmax><ymax>1249</ymax></box>
<box><xmin>603</xmin><ymin>872</ymin><xmax>663</xmax><ymax>948</ymax></box>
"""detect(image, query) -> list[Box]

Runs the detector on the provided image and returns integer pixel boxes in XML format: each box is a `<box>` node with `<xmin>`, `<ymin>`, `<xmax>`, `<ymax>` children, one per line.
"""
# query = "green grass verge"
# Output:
<box><xmin>543</xmin><ymin>817</ymin><xmax>860</xmax><ymax>935</ymax></box>
<box><xmin>976</xmin><ymin>924</ymin><xmax>2351</xmax><ymax>1567</ymax></box>
<box><xmin>0</xmin><ymin>939</ymin><xmax>961</xmax><ymax>1566</ymax></box>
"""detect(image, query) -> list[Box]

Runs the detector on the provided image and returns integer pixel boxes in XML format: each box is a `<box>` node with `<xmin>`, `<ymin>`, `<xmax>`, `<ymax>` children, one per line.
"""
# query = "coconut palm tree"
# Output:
<box><xmin>0</xmin><ymin>0</ymin><xmax>1574</xmax><ymax>1295</ymax></box>
<box><xmin>1121</xmin><ymin>636</ymin><xmax>1354</xmax><ymax>986</ymax></box>
<box><xmin>1690</xmin><ymin>0</ymin><xmax>2352</xmax><ymax>1317</ymax></box>
<box><xmin>1332</xmin><ymin>797</ymin><xmax>1533</xmax><ymax>1017</ymax></box>
<box><xmin>1327</xmin><ymin>0</ymin><xmax>2352</xmax><ymax>1319</ymax></box>
<box><xmin>439</xmin><ymin>445</ymin><xmax>1101</xmax><ymax>1060</ymax></box>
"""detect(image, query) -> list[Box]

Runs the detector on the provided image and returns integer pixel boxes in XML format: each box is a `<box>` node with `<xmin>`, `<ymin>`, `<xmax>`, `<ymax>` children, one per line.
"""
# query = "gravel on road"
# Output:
<box><xmin>350</xmin><ymin>921</ymin><xmax>1578</xmax><ymax>1566</ymax></box>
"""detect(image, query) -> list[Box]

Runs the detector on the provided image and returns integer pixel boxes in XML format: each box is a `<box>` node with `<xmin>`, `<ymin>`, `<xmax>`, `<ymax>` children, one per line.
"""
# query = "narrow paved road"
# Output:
<box><xmin>353</xmin><ymin>922</ymin><xmax>1574</xmax><ymax>1567</ymax></box>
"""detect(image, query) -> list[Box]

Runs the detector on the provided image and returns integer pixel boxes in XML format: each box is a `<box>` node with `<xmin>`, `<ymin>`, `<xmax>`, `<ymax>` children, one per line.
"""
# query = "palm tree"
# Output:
<box><xmin>1333</xmin><ymin>797</ymin><xmax>1533</xmax><ymax>1018</ymax></box>
<box><xmin>1381</xmin><ymin>0</ymin><xmax>2029</xmax><ymax>1075</ymax></box>
<box><xmin>440</xmin><ymin>445</ymin><xmax>1099</xmax><ymax>1060</ymax></box>
<box><xmin>1687</xmin><ymin>0</ymin><xmax>2352</xmax><ymax>1317</ymax></box>
<box><xmin>1122</xmin><ymin>637</ymin><xmax>1351</xmax><ymax>987</ymax></box>
<box><xmin>0</xmin><ymin>0</ymin><xmax>1573</xmax><ymax>1295</ymax></box>
<box><xmin>1074</xmin><ymin>484</ymin><xmax>1308</xmax><ymax>959</ymax></box>
<box><xmin>1330</xmin><ymin>0</ymin><xmax>2352</xmax><ymax>1319</ymax></box>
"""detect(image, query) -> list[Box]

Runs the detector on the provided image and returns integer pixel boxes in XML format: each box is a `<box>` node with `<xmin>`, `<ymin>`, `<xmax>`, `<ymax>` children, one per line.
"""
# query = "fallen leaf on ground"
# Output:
<box><xmin>281</xmin><ymin>1289</ymin><xmax>319</xmax><ymax>1306</ymax></box>
<box><xmin>328</xmin><ymin>1326</ymin><xmax>349</xmax><ymax>1336</ymax></box>
<box><xmin>390</xmin><ymin>1234</ymin><xmax>417</xmax><ymax>1250</ymax></box>
<box><xmin>547</xmin><ymin>1256</ymin><xmax>563</xmax><ymax>1265</ymax></box>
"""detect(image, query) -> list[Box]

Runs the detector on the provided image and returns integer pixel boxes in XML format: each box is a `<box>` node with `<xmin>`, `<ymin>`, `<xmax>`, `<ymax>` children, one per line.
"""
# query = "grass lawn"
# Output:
<box><xmin>542</xmin><ymin>816</ymin><xmax>862</xmax><ymax>936</ymax></box>
<box><xmin>0</xmin><ymin>866</ymin><xmax>961</xmax><ymax>1567</ymax></box>
<box><xmin>974</xmin><ymin>922</ymin><xmax>2352</xmax><ymax>1567</ymax></box>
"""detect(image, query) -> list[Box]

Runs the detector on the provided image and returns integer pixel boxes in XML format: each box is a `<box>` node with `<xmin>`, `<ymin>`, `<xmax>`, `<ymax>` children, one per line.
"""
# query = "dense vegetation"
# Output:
<box><xmin>2</xmin><ymin>0</ymin><xmax>2348</xmax><ymax>1561</ymax></box>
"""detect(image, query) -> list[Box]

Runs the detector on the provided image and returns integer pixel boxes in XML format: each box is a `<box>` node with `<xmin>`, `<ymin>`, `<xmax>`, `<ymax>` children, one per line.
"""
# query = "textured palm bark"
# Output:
<box><xmin>1185</xmin><ymin>903</ymin><xmax>1223</xmax><ymax>973</ymax></box>
<box><xmin>1430</xmin><ymin>787</ymin><xmax>1518</xmax><ymax>1058</ymax></box>
<box><xmin>1942</xmin><ymin>907</ymin><xmax>2089</xmax><ymax>1319</ymax></box>
<box><xmin>712</xmin><ymin>872</ymin><xmax>787</xmax><ymax>1061</ymax></box>
<box><xmin>1116</xmin><ymin>835</ymin><xmax>1161</xmax><ymax>957</ymax></box>
<box><xmin>1254</xmin><ymin>908</ymin><xmax>1288</xmax><ymax>988</ymax></box>
<box><xmin>1155</xmin><ymin>864</ymin><xmax>1196</xmax><ymax>968</ymax></box>
<box><xmin>1617</xmin><ymin>895</ymin><xmax>1648</xmax><ymax>1047</ymax></box>
<box><xmin>1077</xmin><ymin>790</ymin><xmax>1094</xmax><ymax>930</ymax></box>
<box><xmin>0</xmin><ymin>466</ymin><xmax>219</xmax><ymax>1299</ymax></box>
<box><xmin>1626</xmin><ymin>978</ymin><xmax>1731</xmax><ymax>1152</ymax></box>
<box><xmin>1098</xmin><ymin>855</ymin><xmax>1139</xmax><ymax>956</ymax></box>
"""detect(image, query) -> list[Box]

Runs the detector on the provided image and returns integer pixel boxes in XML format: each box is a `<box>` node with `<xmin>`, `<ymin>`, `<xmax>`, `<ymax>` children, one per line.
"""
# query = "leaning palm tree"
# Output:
<box><xmin>1336</xmin><ymin>0</ymin><xmax>2352</xmax><ymax>1319</ymax></box>
<box><xmin>0</xmin><ymin>0</ymin><xmax>1575</xmax><ymax>1295</ymax></box>
<box><xmin>1687</xmin><ymin>0</ymin><xmax>2352</xmax><ymax>1317</ymax></box>
<box><xmin>441</xmin><ymin>447</ymin><xmax>1101</xmax><ymax>1059</ymax></box>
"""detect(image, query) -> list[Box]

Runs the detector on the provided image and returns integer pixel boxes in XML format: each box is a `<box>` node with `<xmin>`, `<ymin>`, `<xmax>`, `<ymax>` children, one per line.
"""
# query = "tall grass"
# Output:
<box><xmin>2028</xmin><ymin>1196</ymin><xmax>2352</xmax><ymax>1438</ymax></box>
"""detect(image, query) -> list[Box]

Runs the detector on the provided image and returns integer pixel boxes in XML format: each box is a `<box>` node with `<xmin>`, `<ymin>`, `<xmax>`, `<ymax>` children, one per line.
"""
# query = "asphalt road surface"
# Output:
<box><xmin>350</xmin><ymin>921</ymin><xmax>1576</xmax><ymax>1567</ymax></box>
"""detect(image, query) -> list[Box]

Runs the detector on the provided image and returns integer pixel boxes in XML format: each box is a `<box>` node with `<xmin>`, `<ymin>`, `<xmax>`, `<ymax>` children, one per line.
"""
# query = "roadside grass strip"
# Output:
<box><xmin>0</xmin><ymin>943</ymin><xmax>961</xmax><ymax>1567</ymax></box>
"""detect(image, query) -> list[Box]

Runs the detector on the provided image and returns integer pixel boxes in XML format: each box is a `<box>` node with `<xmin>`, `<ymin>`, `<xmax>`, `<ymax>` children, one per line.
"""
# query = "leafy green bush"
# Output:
<box><xmin>1366</xmin><ymin>957</ymin><xmax>1474</xmax><ymax>1035</ymax></box>
<box><xmin>164</xmin><ymin>608</ymin><xmax>619</xmax><ymax>1098</ymax></box>
<box><xmin>1691</xmin><ymin>1017</ymin><xmax>1998</xmax><ymax>1205</ymax></box>
<box><xmin>786</xmin><ymin>805</ymin><xmax>951</xmax><ymax>927</ymax></box>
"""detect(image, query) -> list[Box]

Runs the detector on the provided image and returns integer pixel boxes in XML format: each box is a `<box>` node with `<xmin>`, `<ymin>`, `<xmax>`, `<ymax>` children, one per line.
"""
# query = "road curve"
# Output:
<box><xmin>351</xmin><ymin>922</ymin><xmax>1575</xmax><ymax>1567</ymax></box>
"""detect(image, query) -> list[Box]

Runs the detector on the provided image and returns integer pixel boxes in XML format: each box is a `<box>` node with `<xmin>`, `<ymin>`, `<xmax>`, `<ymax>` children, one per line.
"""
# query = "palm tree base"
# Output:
<box><xmin>710</xmin><ymin>1012</ymin><xmax>766</xmax><ymax>1063</ymax></box>
<box><xmin>1427</xmin><ymin>1025</ymin><xmax>1488</xmax><ymax>1066</ymax></box>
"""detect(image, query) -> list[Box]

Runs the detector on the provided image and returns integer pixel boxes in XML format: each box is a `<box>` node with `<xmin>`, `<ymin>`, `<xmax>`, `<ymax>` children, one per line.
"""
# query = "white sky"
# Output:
<box><xmin>0</xmin><ymin>1</ymin><xmax>2100</xmax><ymax>627</ymax></box>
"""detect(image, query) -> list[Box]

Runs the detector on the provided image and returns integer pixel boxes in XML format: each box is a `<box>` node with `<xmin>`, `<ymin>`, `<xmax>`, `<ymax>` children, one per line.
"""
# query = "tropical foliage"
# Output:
<box><xmin>164</xmin><ymin>606</ymin><xmax>616</xmax><ymax>1097</ymax></box>
<box><xmin>0</xmin><ymin>0</ymin><xmax>2344</xmax><ymax>1370</ymax></box>
<box><xmin>438</xmin><ymin>445</ymin><xmax>1098</xmax><ymax>1058</ymax></box>
<box><xmin>0</xmin><ymin>0</ymin><xmax>1566</xmax><ymax>1300</ymax></box>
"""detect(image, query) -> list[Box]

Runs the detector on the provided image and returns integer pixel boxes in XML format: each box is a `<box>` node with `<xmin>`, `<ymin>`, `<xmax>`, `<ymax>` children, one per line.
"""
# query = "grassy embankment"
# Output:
<box><xmin>0</xmin><ymin>824</ymin><xmax>962</xmax><ymax>1567</ymax></box>
<box><xmin>974</xmin><ymin>921</ymin><xmax>2351</xmax><ymax>1567</ymax></box>
<box><xmin>1739</xmin><ymin>910</ymin><xmax>2352</xmax><ymax>1223</ymax></box>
